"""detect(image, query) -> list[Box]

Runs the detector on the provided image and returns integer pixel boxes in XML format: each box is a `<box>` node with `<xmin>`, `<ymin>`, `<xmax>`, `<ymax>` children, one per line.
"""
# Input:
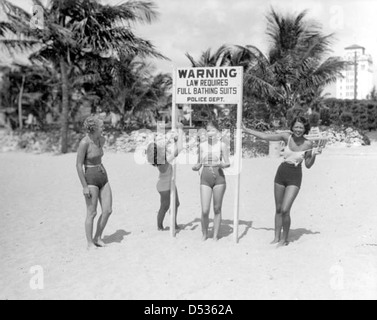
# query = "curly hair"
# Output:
<box><xmin>205</xmin><ymin>120</ymin><xmax>220</xmax><ymax>131</ymax></box>
<box><xmin>83</xmin><ymin>115</ymin><xmax>101</xmax><ymax>134</ymax></box>
<box><xmin>290</xmin><ymin>116</ymin><xmax>311</xmax><ymax>135</ymax></box>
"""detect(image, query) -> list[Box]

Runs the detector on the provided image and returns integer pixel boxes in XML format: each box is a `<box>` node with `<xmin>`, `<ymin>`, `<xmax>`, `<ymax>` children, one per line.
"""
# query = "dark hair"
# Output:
<box><xmin>205</xmin><ymin>120</ymin><xmax>220</xmax><ymax>131</ymax></box>
<box><xmin>290</xmin><ymin>116</ymin><xmax>311</xmax><ymax>135</ymax></box>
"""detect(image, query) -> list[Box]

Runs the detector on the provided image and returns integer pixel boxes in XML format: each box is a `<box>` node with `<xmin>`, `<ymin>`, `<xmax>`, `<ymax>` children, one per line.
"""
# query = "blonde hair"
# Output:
<box><xmin>83</xmin><ymin>115</ymin><xmax>102</xmax><ymax>134</ymax></box>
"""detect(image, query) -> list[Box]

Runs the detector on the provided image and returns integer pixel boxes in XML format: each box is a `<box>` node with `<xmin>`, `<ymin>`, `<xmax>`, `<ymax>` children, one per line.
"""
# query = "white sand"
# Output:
<box><xmin>0</xmin><ymin>147</ymin><xmax>376</xmax><ymax>300</ymax></box>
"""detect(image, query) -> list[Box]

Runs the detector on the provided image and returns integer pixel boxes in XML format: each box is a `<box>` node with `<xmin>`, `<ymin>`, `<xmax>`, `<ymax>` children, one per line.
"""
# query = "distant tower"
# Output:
<box><xmin>335</xmin><ymin>45</ymin><xmax>374</xmax><ymax>100</ymax></box>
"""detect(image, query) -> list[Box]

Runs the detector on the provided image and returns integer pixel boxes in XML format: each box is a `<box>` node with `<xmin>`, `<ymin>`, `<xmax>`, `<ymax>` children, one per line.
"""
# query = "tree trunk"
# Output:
<box><xmin>18</xmin><ymin>75</ymin><xmax>26</xmax><ymax>130</ymax></box>
<box><xmin>60</xmin><ymin>58</ymin><xmax>70</xmax><ymax>154</ymax></box>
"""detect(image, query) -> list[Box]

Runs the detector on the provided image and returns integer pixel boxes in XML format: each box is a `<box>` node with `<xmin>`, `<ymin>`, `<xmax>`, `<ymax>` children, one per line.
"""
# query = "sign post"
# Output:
<box><xmin>170</xmin><ymin>69</ymin><xmax>178</xmax><ymax>238</ymax></box>
<box><xmin>172</xmin><ymin>66</ymin><xmax>244</xmax><ymax>242</ymax></box>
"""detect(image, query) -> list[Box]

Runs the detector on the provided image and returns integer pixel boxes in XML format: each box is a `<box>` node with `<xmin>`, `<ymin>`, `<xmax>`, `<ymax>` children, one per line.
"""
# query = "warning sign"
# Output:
<box><xmin>174</xmin><ymin>67</ymin><xmax>243</xmax><ymax>105</ymax></box>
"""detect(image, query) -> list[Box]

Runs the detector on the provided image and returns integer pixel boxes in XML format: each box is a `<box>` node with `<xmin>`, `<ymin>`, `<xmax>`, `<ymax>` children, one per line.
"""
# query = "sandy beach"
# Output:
<box><xmin>0</xmin><ymin>142</ymin><xmax>377</xmax><ymax>300</ymax></box>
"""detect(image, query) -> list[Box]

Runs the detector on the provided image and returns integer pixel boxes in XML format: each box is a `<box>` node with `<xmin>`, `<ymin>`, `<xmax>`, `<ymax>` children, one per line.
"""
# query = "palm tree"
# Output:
<box><xmin>10</xmin><ymin>63</ymin><xmax>59</xmax><ymax>126</ymax></box>
<box><xmin>367</xmin><ymin>86</ymin><xmax>377</xmax><ymax>101</ymax></box>
<box><xmin>185</xmin><ymin>46</ymin><xmax>232</xmax><ymax>122</ymax></box>
<box><xmin>73</xmin><ymin>53</ymin><xmax>172</xmax><ymax>128</ymax></box>
<box><xmin>0</xmin><ymin>0</ymin><xmax>164</xmax><ymax>153</ymax></box>
<box><xmin>228</xmin><ymin>9</ymin><xmax>348</xmax><ymax>116</ymax></box>
<box><xmin>186</xmin><ymin>46</ymin><xmax>231</xmax><ymax>68</ymax></box>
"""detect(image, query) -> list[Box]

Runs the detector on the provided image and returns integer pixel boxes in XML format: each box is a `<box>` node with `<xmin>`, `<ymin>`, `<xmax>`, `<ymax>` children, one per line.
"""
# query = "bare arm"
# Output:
<box><xmin>166</xmin><ymin>126</ymin><xmax>184</xmax><ymax>164</ymax></box>
<box><xmin>220</xmin><ymin>142</ymin><xmax>231</xmax><ymax>169</ymax></box>
<box><xmin>192</xmin><ymin>140</ymin><xmax>202</xmax><ymax>171</ymax></box>
<box><xmin>305</xmin><ymin>141</ymin><xmax>316</xmax><ymax>169</ymax></box>
<box><xmin>242</xmin><ymin>123</ymin><xmax>289</xmax><ymax>142</ymax></box>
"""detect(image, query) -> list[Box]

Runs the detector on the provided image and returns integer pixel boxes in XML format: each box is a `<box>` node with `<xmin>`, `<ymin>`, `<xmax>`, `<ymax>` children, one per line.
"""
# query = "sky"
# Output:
<box><xmin>2</xmin><ymin>0</ymin><xmax>377</xmax><ymax>87</ymax></box>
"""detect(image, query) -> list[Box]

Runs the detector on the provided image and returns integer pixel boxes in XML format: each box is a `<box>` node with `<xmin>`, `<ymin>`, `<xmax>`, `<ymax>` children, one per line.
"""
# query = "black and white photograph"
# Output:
<box><xmin>0</xmin><ymin>0</ymin><xmax>376</xmax><ymax>301</ymax></box>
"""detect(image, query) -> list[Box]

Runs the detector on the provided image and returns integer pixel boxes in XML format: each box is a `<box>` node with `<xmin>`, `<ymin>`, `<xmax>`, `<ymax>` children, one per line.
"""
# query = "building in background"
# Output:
<box><xmin>335</xmin><ymin>45</ymin><xmax>374</xmax><ymax>100</ymax></box>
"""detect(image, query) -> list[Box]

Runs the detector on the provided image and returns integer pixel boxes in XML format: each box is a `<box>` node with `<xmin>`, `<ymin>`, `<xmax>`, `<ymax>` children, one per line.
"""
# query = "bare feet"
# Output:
<box><xmin>94</xmin><ymin>239</ymin><xmax>107</xmax><ymax>248</ymax></box>
<box><xmin>277</xmin><ymin>241</ymin><xmax>289</xmax><ymax>248</ymax></box>
<box><xmin>87</xmin><ymin>243</ymin><xmax>98</xmax><ymax>251</ymax></box>
<box><xmin>202</xmin><ymin>234</ymin><xmax>208</xmax><ymax>241</ymax></box>
<box><xmin>270</xmin><ymin>238</ymin><xmax>280</xmax><ymax>245</ymax></box>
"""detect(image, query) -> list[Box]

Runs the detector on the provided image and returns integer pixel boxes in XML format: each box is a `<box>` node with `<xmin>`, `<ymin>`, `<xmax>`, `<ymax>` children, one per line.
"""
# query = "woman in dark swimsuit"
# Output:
<box><xmin>76</xmin><ymin>115</ymin><xmax>113</xmax><ymax>250</ymax></box>
<box><xmin>243</xmin><ymin>116</ymin><xmax>323</xmax><ymax>247</ymax></box>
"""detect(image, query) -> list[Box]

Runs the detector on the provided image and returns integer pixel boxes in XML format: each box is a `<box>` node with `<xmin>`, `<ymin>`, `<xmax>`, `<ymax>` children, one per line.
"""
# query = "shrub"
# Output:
<box><xmin>309</xmin><ymin>111</ymin><xmax>321</xmax><ymax>127</ymax></box>
<box><xmin>340</xmin><ymin>112</ymin><xmax>354</xmax><ymax>126</ymax></box>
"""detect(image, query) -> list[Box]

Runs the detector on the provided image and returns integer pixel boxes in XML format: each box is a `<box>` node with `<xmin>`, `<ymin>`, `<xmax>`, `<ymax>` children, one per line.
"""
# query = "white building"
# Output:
<box><xmin>335</xmin><ymin>45</ymin><xmax>374</xmax><ymax>100</ymax></box>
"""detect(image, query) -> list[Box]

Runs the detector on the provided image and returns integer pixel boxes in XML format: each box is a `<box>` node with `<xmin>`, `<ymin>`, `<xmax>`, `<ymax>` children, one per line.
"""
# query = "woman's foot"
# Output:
<box><xmin>277</xmin><ymin>240</ymin><xmax>289</xmax><ymax>248</ymax></box>
<box><xmin>270</xmin><ymin>238</ymin><xmax>280</xmax><ymax>245</ymax></box>
<box><xmin>87</xmin><ymin>243</ymin><xmax>98</xmax><ymax>251</ymax></box>
<box><xmin>94</xmin><ymin>239</ymin><xmax>107</xmax><ymax>248</ymax></box>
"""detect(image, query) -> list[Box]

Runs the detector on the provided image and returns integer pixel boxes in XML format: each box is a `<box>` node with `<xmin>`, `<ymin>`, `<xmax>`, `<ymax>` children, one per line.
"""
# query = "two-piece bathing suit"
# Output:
<box><xmin>199</xmin><ymin>141</ymin><xmax>226</xmax><ymax>189</ymax></box>
<box><xmin>84</xmin><ymin>140</ymin><xmax>109</xmax><ymax>190</ymax></box>
<box><xmin>274</xmin><ymin>135</ymin><xmax>312</xmax><ymax>189</ymax></box>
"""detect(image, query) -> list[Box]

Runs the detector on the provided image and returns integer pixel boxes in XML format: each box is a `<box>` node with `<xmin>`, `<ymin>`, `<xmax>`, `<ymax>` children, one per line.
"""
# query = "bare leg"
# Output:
<box><xmin>175</xmin><ymin>188</ymin><xmax>180</xmax><ymax>229</ymax></box>
<box><xmin>213</xmin><ymin>184</ymin><xmax>226</xmax><ymax>241</ymax></box>
<box><xmin>85</xmin><ymin>187</ymin><xmax>100</xmax><ymax>250</ymax></box>
<box><xmin>158</xmin><ymin>190</ymin><xmax>170</xmax><ymax>231</ymax></box>
<box><xmin>200</xmin><ymin>185</ymin><xmax>213</xmax><ymax>241</ymax></box>
<box><xmin>94</xmin><ymin>183</ymin><xmax>113</xmax><ymax>247</ymax></box>
<box><xmin>272</xmin><ymin>183</ymin><xmax>286</xmax><ymax>244</ymax></box>
<box><xmin>278</xmin><ymin>186</ymin><xmax>300</xmax><ymax>247</ymax></box>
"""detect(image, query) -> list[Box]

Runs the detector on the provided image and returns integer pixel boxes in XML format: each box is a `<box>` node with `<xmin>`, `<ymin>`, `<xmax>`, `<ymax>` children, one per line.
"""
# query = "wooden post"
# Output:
<box><xmin>170</xmin><ymin>68</ymin><xmax>177</xmax><ymax>238</ymax></box>
<box><xmin>233</xmin><ymin>68</ymin><xmax>244</xmax><ymax>243</ymax></box>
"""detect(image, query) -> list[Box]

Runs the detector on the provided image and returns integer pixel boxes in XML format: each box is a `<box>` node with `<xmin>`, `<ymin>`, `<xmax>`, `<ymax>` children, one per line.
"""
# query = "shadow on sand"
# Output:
<box><xmin>252</xmin><ymin>226</ymin><xmax>320</xmax><ymax>243</ymax></box>
<box><xmin>104</xmin><ymin>230</ymin><xmax>131</xmax><ymax>245</ymax></box>
<box><xmin>172</xmin><ymin>218</ymin><xmax>253</xmax><ymax>240</ymax></box>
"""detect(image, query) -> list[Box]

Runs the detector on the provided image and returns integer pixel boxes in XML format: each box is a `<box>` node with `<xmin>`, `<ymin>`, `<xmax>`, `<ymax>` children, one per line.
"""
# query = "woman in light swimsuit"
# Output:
<box><xmin>243</xmin><ymin>116</ymin><xmax>323</xmax><ymax>247</ymax></box>
<box><xmin>76</xmin><ymin>115</ymin><xmax>113</xmax><ymax>250</ymax></box>
<box><xmin>193</xmin><ymin>121</ymin><xmax>230</xmax><ymax>241</ymax></box>
<box><xmin>147</xmin><ymin>124</ymin><xmax>184</xmax><ymax>231</ymax></box>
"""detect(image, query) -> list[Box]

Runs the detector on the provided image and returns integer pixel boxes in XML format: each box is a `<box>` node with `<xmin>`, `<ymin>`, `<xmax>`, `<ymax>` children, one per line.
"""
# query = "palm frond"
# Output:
<box><xmin>0</xmin><ymin>38</ymin><xmax>41</xmax><ymax>54</ymax></box>
<box><xmin>0</xmin><ymin>0</ymin><xmax>32</xmax><ymax>20</ymax></box>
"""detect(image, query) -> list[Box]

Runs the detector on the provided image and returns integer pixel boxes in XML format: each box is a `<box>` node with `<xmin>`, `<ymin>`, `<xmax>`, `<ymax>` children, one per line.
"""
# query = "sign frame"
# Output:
<box><xmin>171</xmin><ymin>66</ymin><xmax>244</xmax><ymax>243</ymax></box>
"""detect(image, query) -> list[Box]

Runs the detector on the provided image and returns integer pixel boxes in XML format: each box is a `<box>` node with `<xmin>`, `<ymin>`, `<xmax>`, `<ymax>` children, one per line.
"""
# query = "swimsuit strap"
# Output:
<box><xmin>288</xmin><ymin>135</ymin><xmax>313</xmax><ymax>153</ymax></box>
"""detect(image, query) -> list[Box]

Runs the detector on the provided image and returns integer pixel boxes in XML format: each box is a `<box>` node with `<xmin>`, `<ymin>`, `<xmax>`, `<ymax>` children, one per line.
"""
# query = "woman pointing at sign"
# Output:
<box><xmin>193</xmin><ymin>121</ymin><xmax>230</xmax><ymax>241</ymax></box>
<box><xmin>243</xmin><ymin>117</ymin><xmax>323</xmax><ymax>247</ymax></box>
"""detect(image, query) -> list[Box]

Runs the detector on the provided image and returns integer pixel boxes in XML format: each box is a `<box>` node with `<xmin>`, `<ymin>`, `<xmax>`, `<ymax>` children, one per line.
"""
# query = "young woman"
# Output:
<box><xmin>243</xmin><ymin>116</ymin><xmax>322</xmax><ymax>247</ymax></box>
<box><xmin>147</xmin><ymin>124</ymin><xmax>184</xmax><ymax>231</ymax></box>
<box><xmin>193</xmin><ymin>121</ymin><xmax>230</xmax><ymax>241</ymax></box>
<box><xmin>76</xmin><ymin>115</ymin><xmax>113</xmax><ymax>250</ymax></box>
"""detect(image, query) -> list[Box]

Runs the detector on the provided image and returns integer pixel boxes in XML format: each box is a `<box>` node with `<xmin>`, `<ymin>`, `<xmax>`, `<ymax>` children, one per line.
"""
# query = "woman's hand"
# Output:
<box><xmin>192</xmin><ymin>164</ymin><xmax>202</xmax><ymax>171</ymax></box>
<box><xmin>83</xmin><ymin>187</ymin><xmax>91</xmax><ymax>199</ymax></box>
<box><xmin>219</xmin><ymin>163</ymin><xmax>231</xmax><ymax>169</ymax></box>
<box><xmin>312</xmin><ymin>140</ymin><xmax>326</xmax><ymax>156</ymax></box>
